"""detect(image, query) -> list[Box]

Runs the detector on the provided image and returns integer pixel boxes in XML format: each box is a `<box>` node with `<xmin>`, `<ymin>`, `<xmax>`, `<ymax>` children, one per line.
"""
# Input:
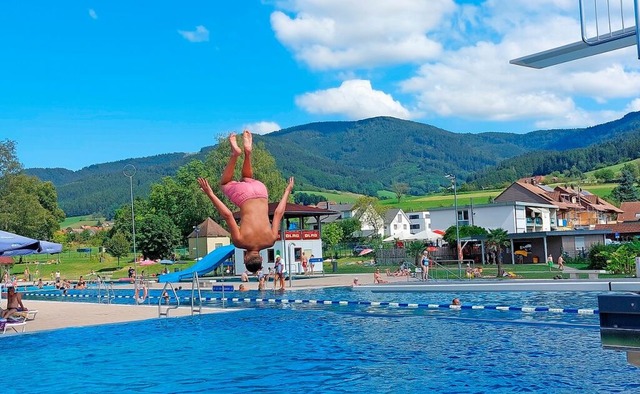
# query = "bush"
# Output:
<box><xmin>588</xmin><ymin>243</ymin><xmax>618</xmax><ymax>269</ymax></box>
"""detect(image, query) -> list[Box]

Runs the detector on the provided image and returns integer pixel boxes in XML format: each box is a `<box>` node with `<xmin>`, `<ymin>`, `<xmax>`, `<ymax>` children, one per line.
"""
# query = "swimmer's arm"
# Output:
<box><xmin>198</xmin><ymin>177</ymin><xmax>241</xmax><ymax>239</ymax></box>
<box><xmin>271</xmin><ymin>177</ymin><xmax>294</xmax><ymax>236</ymax></box>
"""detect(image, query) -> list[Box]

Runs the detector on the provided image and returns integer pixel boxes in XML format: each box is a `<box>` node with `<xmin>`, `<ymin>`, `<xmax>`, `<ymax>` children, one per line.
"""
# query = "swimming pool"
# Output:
<box><xmin>7</xmin><ymin>287</ymin><xmax>640</xmax><ymax>392</ymax></box>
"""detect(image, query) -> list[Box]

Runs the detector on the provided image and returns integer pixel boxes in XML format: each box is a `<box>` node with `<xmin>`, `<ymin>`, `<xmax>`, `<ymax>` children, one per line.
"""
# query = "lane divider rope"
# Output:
<box><xmin>22</xmin><ymin>292</ymin><xmax>598</xmax><ymax>314</ymax></box>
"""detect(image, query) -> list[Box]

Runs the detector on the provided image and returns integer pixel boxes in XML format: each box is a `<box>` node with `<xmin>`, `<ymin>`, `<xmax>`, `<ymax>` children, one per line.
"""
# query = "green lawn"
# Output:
<box><xmin>60</xmin><ymin>215</ymin><xmax>106</xmax><ymax>229</ymax></box>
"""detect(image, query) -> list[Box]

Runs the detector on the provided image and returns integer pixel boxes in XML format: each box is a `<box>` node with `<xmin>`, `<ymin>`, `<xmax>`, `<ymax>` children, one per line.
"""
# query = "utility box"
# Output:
<box><xmin>598</xmin><ymin>294</ymin><xmax>640</xmax><ymax>350</ymax></box>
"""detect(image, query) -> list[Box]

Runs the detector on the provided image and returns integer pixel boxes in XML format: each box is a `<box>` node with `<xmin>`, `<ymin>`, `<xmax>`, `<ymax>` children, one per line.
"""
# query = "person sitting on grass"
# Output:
<box><xmin>198</xmin><ymin>130</ymin><xmax>294</xmax><ymax>274</ymax></box>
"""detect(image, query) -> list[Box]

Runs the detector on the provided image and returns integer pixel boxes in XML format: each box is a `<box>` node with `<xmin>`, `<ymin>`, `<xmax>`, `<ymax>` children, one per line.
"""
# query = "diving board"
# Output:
<box><xmin>158</xmin><ymin>245</ymin><xmax>235</xmax><ymax>283</ymax></box>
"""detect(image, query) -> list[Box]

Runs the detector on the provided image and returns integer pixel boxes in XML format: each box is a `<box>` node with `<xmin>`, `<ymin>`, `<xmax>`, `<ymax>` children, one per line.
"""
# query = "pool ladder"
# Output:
<box><xmin>95</xmin><ymin>275</ymin><xmax>114</xmax><ymax>304</ymax></box>
<box><xmin>158</xmin><ymin>272</ymin><xmax>204</xmax><ymax>317</ymax></box>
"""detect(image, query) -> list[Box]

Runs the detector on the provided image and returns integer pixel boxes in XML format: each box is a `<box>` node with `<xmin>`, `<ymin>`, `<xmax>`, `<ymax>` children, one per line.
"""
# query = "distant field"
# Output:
<box><xmin>382</xmin><ymin>189</ymin><xmax>503</xmax><ymax>211</ymax></box>
<box><xmin>297</xmin><ymin>190</ymin><xmax>362</xmax><ymax>204</ymax></box>
<box><xmin>60</xmin><ymin>215</ymin><xmax>106</xmax><ymax>229</ymax></box>
<box><xmin>584</xmin><ymin>158</ymin><xmax>640</xmax><ymax>178</ymax></box>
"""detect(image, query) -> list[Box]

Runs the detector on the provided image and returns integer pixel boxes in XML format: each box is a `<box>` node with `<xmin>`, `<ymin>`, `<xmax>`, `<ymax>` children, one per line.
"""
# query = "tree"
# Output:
<box><xmin>442</xmin><ymin>225</ymin><xmax>488</xmax><ymax>246</ymax></box>
<box><xmin>392</xmin><ymin>182</ymin><xmax>409</xmax><ymax>203</ymax></box>
<box><xmin>593</xmin><ymin>168</ymin><xmax>615</xmax><ymax>183</ymax></box>
<box><xmin>485</xmin><ymin>228</ymin><xmax>510</xmax><ymax>277</ymax></box>
<box><xmin>406</xmin><ymin>241</ymin><xmax>427</xmax><ymax>267</ymax></box>
<box><xmin>322</xmin><ymin>222</ymin><xmax>343</xmax><ymax>259</ymax></box>
<box><xmin>337</xmin><ymin>218</ymin><xmax>361</xmax><ymax>242</ymax></box>
<box><xmin>137</xmin><ymin>214</ymin><xmax>181</xmax><ymax>260</ymax></box>
<box><xmin>105</xmin><ymin>232</ymin><xmax>131</xmax><ymax>267</ymax></box>
<box><xmin>352</xmin><ymin>196</ymin><xmax>386</xmax><ymax>238</ymax></box>
<box><xmin>611</xmin><ymin>164</ymin><xmax>640</xmax><ymax>203</ymax></box>
<box><xmin>0</xmin><ymin>139</ymin><xmax>22</xmax><ymax>177</ymax></box>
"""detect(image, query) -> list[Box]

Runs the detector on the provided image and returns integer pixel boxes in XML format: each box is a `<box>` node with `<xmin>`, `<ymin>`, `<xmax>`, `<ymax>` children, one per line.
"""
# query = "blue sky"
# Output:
<box><xmin>2</xmin><ymin>0</ymin><xmax>640</xmax><ymax>170</ymax></box>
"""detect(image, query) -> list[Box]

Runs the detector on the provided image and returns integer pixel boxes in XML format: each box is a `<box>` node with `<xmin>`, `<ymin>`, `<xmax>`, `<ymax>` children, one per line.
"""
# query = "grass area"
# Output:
<box><xmin>322</xmin><ymin>258</ymin><xmax>605</xmax><ymax>280</ymax></box>
<box><xmin>297</xmin><ymin>190</ymin><xmax>362</xmax><ymax>204</ymax></box>
<box><xmin>381</xmin><ymin>189</ymin><xmax>502</xmax><ymax>211</ymax></box>
<box><xmin>60</xmin><ymin>215</ymin><xmax>106</xmax><ymax>229</ymax></box>
<box><xmin>583</xmin><ymin>158</ymin><xmax>640</xmax><ymax>178</ymax></box>
<box><xmin>5</xmin><ymin>249</ymin><xmax>175</xmax><ymax>281</ymax></box>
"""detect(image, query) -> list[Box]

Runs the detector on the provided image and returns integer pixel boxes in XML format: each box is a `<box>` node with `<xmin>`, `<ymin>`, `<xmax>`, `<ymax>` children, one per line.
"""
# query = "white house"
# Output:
<box><xmin>383</xmin><ymin>208</ymin><xmax>411</xmax><ymax>238</ymax></box>
<box><xmin>429</xmin><ymin>201</ymin><xmax>559</xmax><ymax>234</ymax></box>
<box><xmin>406</xmin><ymin>211</ymin><xmax>431</xmax><ymax>233</ymax></box>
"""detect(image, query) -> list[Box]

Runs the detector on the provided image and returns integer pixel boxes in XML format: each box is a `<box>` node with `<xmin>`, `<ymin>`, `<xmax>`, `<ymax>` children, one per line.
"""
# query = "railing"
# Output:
<box><xmin>95</xmin><ymin>275</ymin><xmax>114</xmax><ymax>304</ymax></box>
<box><xmin>580</xmin><ymin>0</ymin><xmax>637</xmax><ymax>44</ymax></box>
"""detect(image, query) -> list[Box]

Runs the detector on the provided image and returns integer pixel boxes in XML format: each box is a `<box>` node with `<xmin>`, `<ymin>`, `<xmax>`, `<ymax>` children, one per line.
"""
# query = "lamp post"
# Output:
<box><xmin>193</xmin><ymin>225</ymin><xmax>200</xmax><ymax>261</ymax></box>
<box><xmin>123</xmin><ymin>165</ymin><xmax>137</xmax><ymax>273</ymax></box>
<box><xmin>446</xmin><ymin>174</ymin><xmax>461</xmax><ymax>268</ymax></box>
<box><xmin>288</xmin><ymin>243</ymin><xmax>296</xmax><ymax>288</ymax></box>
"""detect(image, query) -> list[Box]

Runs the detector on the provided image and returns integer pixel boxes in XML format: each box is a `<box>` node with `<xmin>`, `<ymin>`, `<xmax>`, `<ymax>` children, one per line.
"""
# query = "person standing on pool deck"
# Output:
<box><xmin>547</xmin><ymin>254</ymin><xmax>554</xmax><ymax>271</ymax></box>
<box><xmin>198</xmin><ymin>130</ymin><xmax>294</xmax><ymax>274</ymax></box>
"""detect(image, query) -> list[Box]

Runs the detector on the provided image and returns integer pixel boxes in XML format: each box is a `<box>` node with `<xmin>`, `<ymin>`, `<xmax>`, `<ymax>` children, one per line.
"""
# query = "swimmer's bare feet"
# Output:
<box><xmin>229</xmin><ymin>133</ymin><xmax>241</xmax><ymax>156</ymax></box>
<box><xmin>243</xmin><ymin>130</ymin><xmax>252</xmax><ymax>154</ymax></box>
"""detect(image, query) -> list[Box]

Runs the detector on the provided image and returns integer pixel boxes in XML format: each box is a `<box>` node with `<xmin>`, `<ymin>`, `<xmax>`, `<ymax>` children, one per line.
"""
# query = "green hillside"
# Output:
<box><xmin>24</xmin><ymin>112</ymin><xmax>640</xmax><ymax>218</ymax></box>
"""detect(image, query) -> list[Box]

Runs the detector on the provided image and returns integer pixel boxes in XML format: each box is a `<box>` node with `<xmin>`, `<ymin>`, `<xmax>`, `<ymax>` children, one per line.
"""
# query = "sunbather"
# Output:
<box><xmin>198</xmin><ymin>130</ymin><xmax>294</xmax><ymax>274</ymax></box>
<box><xmin>2</xmin><ymin>286</ymin><xmax>26</xmax><ymax>318</ymax></box>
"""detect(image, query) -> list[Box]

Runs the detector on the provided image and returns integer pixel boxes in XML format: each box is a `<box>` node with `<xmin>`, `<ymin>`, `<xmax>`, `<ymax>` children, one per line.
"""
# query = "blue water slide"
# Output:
<box><xmin>158</xmin><ymin>244</ymin><xmax>235</xmax><ymax>283</ymax></box>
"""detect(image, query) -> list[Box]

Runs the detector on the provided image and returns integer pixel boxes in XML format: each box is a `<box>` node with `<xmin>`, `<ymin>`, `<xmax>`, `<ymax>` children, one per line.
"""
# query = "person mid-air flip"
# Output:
<box><xmin>198</xmin><ymin>130</ymin><xmax>294</xmax><ymax>273</ymax></box>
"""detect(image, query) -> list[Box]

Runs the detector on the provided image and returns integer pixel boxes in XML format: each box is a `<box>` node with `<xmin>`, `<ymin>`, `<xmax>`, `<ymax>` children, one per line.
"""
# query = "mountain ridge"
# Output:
<box><xmin>24</xmin><ymin>112</ymin><xmax>640</xmax><ymax>217</ymax></box>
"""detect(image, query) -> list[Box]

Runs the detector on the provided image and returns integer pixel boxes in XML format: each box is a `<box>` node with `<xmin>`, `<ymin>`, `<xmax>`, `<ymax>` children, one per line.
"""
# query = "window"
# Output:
<box><xmin>409</xmin><ymin>214</ymin><xmax>420</xmax><ymax>220</ymax></box>
<box><xmin>397</xmin><ymin>213</ymin><xmax>403</xmax><ymax>222</ymax></box>
<box><xmin>457</xmin><ymin>210</ymin><xmax>469</xmax><ymax>226</ymax></box>
<box><xmin>575</xmin><ymin>236</ymin><xmax>585</xmax><ymax>251</ymax></box>
<box><xmin>410</xmin><ymin>224</ymin><xmax>421</xmax><ymax>230</ymax></box>
<box><xmin>267</xmin><ymin>249</ymin><xmax>275</xmax><ymax>263</ymax></box>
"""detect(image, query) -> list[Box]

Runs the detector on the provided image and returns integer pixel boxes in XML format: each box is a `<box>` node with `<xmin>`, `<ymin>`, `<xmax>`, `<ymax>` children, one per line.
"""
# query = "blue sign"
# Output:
<box><xmin>615</xmin><ymin>233</ymin><xmax>620</xmax><ymax>239</ymax></box>
<box><xmin>212</xmin><ymin>285</ymin><xmax>234</xmax><ymax>292</ymax></box>
<box><xmin>309</xmin><ymin>257</ymin><xmax>323</xmax><ymax>263</ymax></box>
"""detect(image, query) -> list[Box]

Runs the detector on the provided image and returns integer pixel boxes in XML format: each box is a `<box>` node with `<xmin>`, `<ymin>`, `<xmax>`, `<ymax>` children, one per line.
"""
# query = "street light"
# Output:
<box><xmin>123</xmin><ymin>165</ymin><xmax>137</xmax><ymax>272</ymax></box>
<box><xmin>445</xmin><ymin>174</ymin><xmax>461</xmax><ymax>268</ymax></box>
<box><xmin>193</xmin><ymin>225</ymin><xmax>200</xmax><ymax>260</ymax></box>
<box><xmin>288</xmin><ymin>243</ymin><xmax>296</xmax><ymax>288</ymax></box>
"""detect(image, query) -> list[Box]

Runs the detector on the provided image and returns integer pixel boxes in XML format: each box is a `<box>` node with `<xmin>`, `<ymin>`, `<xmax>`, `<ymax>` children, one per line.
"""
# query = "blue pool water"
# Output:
<box><xmin>7</xmin><ymin>287</ymin><xmax>640</xmax><ymax>393</ymax></box>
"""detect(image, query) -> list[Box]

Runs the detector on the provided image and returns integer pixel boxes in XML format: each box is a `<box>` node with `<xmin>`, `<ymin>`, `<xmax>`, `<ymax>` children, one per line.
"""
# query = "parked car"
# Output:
<box><xmin>353</xmin><ymin>245</ymin><xmax>372</xmax><ymax>256</ymax></box>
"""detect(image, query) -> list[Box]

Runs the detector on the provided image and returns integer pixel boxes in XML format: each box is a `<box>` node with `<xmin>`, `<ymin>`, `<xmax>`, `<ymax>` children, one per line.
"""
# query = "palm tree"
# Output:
<box><xmin>486</xmin><ymin>228</ymin><xmax>509</xmax><ymax>277</ymax></box>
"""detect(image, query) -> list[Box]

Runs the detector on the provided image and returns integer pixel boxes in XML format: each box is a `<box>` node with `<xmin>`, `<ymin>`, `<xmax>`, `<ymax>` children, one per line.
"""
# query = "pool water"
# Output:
<box><xmin>8</xmin><ymin>288</ymin><xmax>640</xmax><ymax>393</ymax></box>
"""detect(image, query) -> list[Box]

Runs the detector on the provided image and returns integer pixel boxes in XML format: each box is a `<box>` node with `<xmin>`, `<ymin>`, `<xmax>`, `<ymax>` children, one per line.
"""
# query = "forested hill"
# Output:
<box><xmin>256</xmin><ymin>112</ymin><xmax>640</xmax><ymax>194</ymax></box>
<box><xmin>25</xmin><ymin>150</ymin><xmax>211</xmax><ymax>218</ymax></box>
<box><xmin>25</xmin><ymin>111</ymin><xmax>640</xmax><ymax>217</ymax></box>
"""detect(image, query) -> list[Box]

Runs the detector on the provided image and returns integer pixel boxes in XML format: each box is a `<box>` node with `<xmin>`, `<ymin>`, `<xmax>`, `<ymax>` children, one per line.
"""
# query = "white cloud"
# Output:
<box><xmin>295</xmin><ymin>79</ymin><xmax>412</xmax><ymax>120</ymax></box>
<box><xmin>626</xmin><ymin>98</ymin><xmax>640</xmax><ymax>112</ymax></box>
<box><xmin>272</xmin><ymin>0</ymin><xmax>640</xmax><ymax>131</ymax></box>
<box><xmin>271</xmin><ymin>0</ymin><xmax>454</xmax><ymax>70</ymax></box>
<box><xmin>178</xmin><ymin>25</ymin><xmax>209</xmax><ymax>43</ymax></box>
<box><xmin>88</xmin><ymin>9</ymin><xmax>97</xmax><ymax>20</ymax></box>
<box><xmin>243</xmin><ymin>121</ymin><xmax>281</xmax><ymax>135</ymax></box>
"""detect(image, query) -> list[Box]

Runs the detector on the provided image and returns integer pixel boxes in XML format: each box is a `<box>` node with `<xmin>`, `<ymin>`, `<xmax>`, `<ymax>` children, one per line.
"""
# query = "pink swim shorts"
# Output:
<box><xmin>222</xmin><ymin>178</ymin><xmax>268</xmax><ymax>207</ymax></box>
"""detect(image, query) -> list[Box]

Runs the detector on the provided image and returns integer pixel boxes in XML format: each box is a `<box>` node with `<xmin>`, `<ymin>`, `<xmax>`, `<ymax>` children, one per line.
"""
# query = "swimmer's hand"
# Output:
<box><xmin>197</xmin><ymin>177</ymin><xmax>214</xmax><ymax>196</ymax></box>
<box><xmin>286</xmin><ymin>176</ymin><xmax>294</xmax><ymax>191</ymax></box>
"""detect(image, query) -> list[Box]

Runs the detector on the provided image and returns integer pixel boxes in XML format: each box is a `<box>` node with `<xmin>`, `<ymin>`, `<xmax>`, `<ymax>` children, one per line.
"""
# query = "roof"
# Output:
<box><xmin>619</xmin><ymin>201</ymin><xmax>640</xmax><ymax>221</ymax></box>
<box><xmin>595</xmin><ymin>222</ymin><xmax>640</xmax><ymax>235</ymax></box>
<box><xmin>188</xmin><ymin>217</ymin><xmax>230</xmax><ymax>238</ymax></box>
<box><xmin>232</xmin><ymin>202</ymin><xmax>338</xmax><ymax>220</ymax></box>
<box><xmin>496</xmin><ymin>181</ymin><xmax>620</xmax><ymax>213</ymax></box>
